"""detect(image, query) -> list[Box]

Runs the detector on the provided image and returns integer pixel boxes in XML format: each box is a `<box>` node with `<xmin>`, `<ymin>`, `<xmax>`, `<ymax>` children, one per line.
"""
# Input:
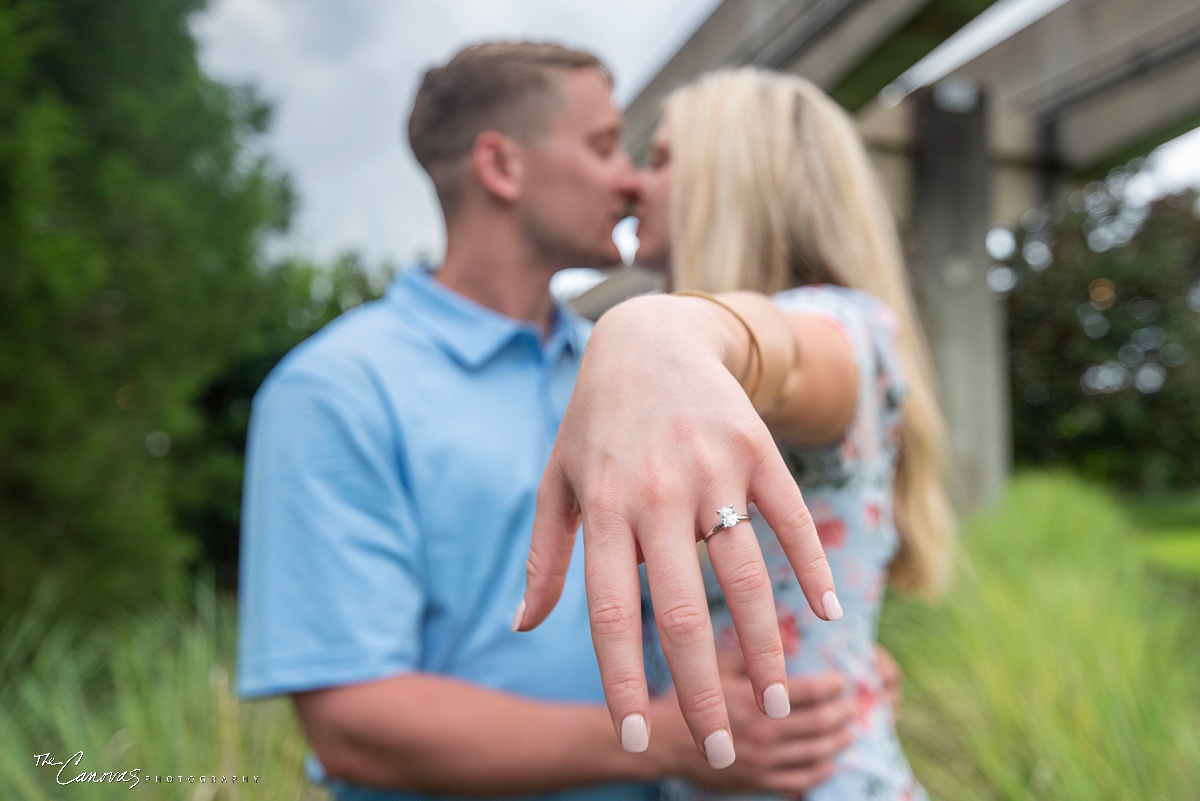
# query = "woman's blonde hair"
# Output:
<box><xmin>665</xmin><ymin>68</ymin><xmax>955</xmax><ymax>598</ymax></box>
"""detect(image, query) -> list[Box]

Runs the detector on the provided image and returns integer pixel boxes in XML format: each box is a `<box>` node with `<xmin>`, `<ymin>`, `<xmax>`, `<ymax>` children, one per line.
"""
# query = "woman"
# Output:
<box><xmin>637</xmin><ymin>69</ymin><xmax>955</xmax><ymax>799</ymax></box>
<box><xmin>516</xmin><ymin>70</ymin><xmax>954</xmax><ymax>795</ymax></box>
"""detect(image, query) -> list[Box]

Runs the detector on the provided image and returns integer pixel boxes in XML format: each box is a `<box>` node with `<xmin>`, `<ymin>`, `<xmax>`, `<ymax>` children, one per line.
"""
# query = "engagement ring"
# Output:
<box><xmin>705</xmin><ymin>504</ymin><xmax>750</xmax><ymax>541</ymax></box>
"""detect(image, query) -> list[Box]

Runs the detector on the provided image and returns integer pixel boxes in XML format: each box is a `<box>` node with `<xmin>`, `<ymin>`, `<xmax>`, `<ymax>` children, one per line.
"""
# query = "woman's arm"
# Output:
<box><xmin>517</xmin><ymin>292</ymin><xmax>848</xmax><ymax>768</ymax></box>
<box><xmin>699</xmin><ymin>291</ymin><xmax>859</xmax><ymax>446</ymax></box>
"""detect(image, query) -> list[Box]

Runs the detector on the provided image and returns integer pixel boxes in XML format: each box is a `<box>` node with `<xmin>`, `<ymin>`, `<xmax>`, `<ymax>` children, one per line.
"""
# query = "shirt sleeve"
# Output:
<box><xmin>236</xmin><ymin>370</ymin><xmax>425</xmax><ymax>699</ymax></box>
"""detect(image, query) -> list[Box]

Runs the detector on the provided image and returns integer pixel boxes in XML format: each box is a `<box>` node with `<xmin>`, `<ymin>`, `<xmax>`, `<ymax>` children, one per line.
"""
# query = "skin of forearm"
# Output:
<box><xmin>294</xmin><ymin>672</ymin><xmax>682</xmax><ymax>795</ymax></box>
<box><xmin>672</xmin><ymin>292</ymin><xmax>855</xmax><ymax>445</ymax></box>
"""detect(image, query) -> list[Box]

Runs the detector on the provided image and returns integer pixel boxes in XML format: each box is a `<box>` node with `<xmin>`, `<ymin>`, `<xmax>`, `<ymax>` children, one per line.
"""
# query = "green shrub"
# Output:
<box><xmin>882</xmin><ymin>472</ymin><xmax>1200</xmax><ymax>799</ymax></box>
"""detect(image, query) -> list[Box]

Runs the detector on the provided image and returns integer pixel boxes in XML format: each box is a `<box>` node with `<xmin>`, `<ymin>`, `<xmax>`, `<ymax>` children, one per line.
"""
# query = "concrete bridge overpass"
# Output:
<box><xmin>572</xmin><ymin>0</ymin><xmax>1200</xmax><ymax>507</ymax></box>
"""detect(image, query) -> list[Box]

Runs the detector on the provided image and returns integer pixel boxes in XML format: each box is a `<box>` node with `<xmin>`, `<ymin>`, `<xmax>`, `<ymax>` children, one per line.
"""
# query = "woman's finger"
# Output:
<box><xmin>641</xmin><ymin>514</ymin><xmax>736</xmax><ymax>769</ymax></box>
<box><xmin>580</xmin><ymin>503</ymin><xmax>652</xmax><ymax>753</ymax></box>
<box><xmin>749</xmin><ymin>453</ymin><xmax>841</xmax><ymax>622</ymax></box>
<box><xmin>700</xmin><ymin>505</ymin><xmax>789</xmax><ymax>721</ymax></box>
<box><xmin>516</xmin><ymin>457</ymin><xmax>580</xmax><ymax>632</ymax></box>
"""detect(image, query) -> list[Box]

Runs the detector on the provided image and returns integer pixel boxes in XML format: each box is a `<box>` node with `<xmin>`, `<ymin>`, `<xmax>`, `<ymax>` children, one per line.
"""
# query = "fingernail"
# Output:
<box><xmin>510</xmin><ymin>599</ymin><xmax>526</xmax><ymax>632</ymax></box>
<box><xmin>703</xmin><ymin>729</ymin><xmax>735</xmax><ymax>769</ymax></box>
<box><xmin>621</xmin><ymin>713</ymin><xmax>649</xmax><ymax>753</ymax></box>
<box><xmin>764</xmin><ymin>682</ymin><xmax>790</xmax><ymax>719</ymax></box>
<box><xmin>822</xmin><ymin>590</ymin><xmax>843</xmax><ymax>621</ymax></box>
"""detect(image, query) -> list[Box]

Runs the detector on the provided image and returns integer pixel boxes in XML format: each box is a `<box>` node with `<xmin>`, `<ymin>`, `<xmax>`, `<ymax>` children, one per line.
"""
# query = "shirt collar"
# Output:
<box><xmin>385</xmin><ymin>266</ymin><xmax>588</xmax><ymax>369</ymax></box>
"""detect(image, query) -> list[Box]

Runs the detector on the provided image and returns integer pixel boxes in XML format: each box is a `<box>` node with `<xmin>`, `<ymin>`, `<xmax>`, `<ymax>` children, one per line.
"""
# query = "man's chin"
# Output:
<box><xmin>633</xmin><ymin>247</ymin><xmax>668</xmax><ymax>273</ymax></box>
<box><xmin>572</xmin><ymin>246</ymin><xmax>624</xmax><ymax>270</ymax></box>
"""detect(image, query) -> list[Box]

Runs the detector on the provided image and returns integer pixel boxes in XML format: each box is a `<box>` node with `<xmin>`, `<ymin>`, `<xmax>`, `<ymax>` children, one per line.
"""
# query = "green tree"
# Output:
<box><xmin>0</xmin><ymin>0</ymin><xmax>295</xmax><ymax>620</ymax></box>
<box><xmin>1005</xmin><ymin>172</ymin><xmax>1200</xmax><ymax>490</ymax></box>
<box><xmin>171</xmin><ymin>252</ymin><xmax>394</xmax><ymax>590</ymax></box>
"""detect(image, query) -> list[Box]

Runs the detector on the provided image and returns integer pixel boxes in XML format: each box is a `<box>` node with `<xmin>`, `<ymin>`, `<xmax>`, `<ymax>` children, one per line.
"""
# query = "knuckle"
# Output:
<box><xmin>729</xmin><ymin>423</ymin><xmax>763</xmax><ymax>458</ymax></box>
<box><xmin>799</xmin><ymin>553</ymin><xmax>830</xmax><ymax>580</ymax></box>
<box><xmin>780</xmin><ymin>502</ymin><xmax>815</xmax><ymax>535</ymax></box>
<box><xmin>721</xmin><ymin>559</ymin><xmax>772</xmax><ymax>599</ymax></box>
<box><xmin>668</xmin><ymin>414</ymin><xmax>703</xmax><ymax>445</ymax></box>
<box><xmin>581</xmin><ymin>486</ymin><xmax>621</xmax><ymax>519</ymax></box>
<box><xmin>589</xmin><ymin>595</ymin><xmax>638</xmax><ymax>636</ymax></box>
<box><xmin>524</xmin><ymin>547</ymin><xmax>548</xmax><ymax>583</ymax></box>
<box><xmin>655</xmin><ymin>602</ymin><xmax>710</xmax><ymax>644</ymax></box>
<box><xmin>743</xmin><ymin>637</ymin><xmax>783</xmax><ymax>669</ymax></box>
<box><xmin>640</xmin><ymin>471</ymin><xmax>680</xmax><ymax>507</ymax></box>
<box><xmin>679</xmin><ymin>683</ymin><xmax>726</xmax><ymax>719</ymax></box>
<box><xmin>604</xmin><ymin>672</ymin><xmax>646</xmax><ymax>703</ymax></box>
<box><xmin>689</xmin><ymin>448</ymin><xmax>722</xmax><ymax>485</ymax></box>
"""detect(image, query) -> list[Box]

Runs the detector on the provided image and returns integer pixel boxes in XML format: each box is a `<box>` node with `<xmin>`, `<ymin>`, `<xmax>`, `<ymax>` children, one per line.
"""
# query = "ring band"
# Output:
<box><xmin>704</xmin><ymin>504</ymin><xmax>750</xmax><ymax>542</ymax></box>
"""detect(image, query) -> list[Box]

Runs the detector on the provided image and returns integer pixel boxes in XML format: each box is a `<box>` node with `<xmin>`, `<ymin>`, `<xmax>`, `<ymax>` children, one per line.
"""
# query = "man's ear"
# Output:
<box><xmin>471</xmin><ymin>130</ymin><xmax>523</xmax><ymax>203</ymax></box>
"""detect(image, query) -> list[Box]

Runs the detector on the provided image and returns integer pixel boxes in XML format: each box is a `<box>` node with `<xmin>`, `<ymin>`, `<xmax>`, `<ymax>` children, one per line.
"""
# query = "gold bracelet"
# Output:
<box><xmin>671</xmin><ymin>290</ymin><xmax>763</xmax><ymax>403</ymax></box>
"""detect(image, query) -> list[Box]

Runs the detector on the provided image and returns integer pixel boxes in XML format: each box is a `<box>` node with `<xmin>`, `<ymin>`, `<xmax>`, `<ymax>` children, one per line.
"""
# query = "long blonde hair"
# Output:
<box><xmin>665</xmin><ymin>68</ymin><xmax>955</xmax><ymax>598</ymax></box>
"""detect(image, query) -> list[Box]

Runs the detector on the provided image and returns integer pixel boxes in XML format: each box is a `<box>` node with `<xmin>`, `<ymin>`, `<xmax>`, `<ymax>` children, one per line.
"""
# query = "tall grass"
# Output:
<box><xmin>882</xmin><ymin>472</ymin><xmax>1200</xmax><ymax>800</ymax></box>
<box><xmin>3</xmin><ymin>472</ymin><xmax>1197</xmax><ymax>799</ymax></box>
<box><xmin>0</xmin><ymin>577</ymin><xmax>326</xmax><ymax>800</ymax></box>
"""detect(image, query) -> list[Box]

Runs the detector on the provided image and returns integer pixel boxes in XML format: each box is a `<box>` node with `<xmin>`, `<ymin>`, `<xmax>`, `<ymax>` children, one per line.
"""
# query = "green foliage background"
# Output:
<box><xmin>1005</xmin><ymin>178</ymin><xmax>1200</xmax><ymax>490</ymax></box>
<box><xmin>0</xmin><ymin>0</ymin><xmax>391</xmax><ymax>623</ymax></box>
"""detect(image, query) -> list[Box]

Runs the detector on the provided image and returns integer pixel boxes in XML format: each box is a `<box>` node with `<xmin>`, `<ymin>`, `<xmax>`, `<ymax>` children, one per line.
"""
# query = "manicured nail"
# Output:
<box><xmin>704</xmin><ymin>729</ymin><xmax>735</xmax><ymax>769</ymax></box>
<box><xmin>764</xmin><ymin>682</ymin><xmax>790</xmax><ymax>719</ymax></box>
<box><xmin>510</xmin><ymin>599</ymin><xmax>526</xmax><ymax>632</ymax></box>
<box><xmin>822</xmin><ymin>590</ymin><xmax>843</xmax><ymax>621</ymax></box>
<box><xmin>621</xmin><ymin>713</ymin><xmax>649</xmax><ymax>753</ymax></box>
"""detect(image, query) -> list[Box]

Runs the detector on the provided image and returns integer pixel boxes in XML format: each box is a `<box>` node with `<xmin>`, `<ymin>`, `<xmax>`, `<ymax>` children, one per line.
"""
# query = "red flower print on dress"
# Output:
<box><xmin>778</xmin><ymin>611</ymin><xmax>801</xmax><ymax>658</ymax></box>
<box><xmin>715</xmin><ymin>624</ymin><xmax>740</xmax><ymax>653</ymax></box>
<box><xmin>885</xmin><ymin>422</ymin><xmax>902</xmax><ymax>445</ymax></box>
<box><xmin>816</xmin><ymin>517</ymin><xmax>846</xmax><ymax>549</ymax></box>
<box><xmin>865</xmin><ymin>503</ymin><xmax>880</xmax><ymax>528</ymax></box>
<box><xmin>854</xmin><ymin>680</ymin><xmax>877</xmax><ymax>727</ymax></box>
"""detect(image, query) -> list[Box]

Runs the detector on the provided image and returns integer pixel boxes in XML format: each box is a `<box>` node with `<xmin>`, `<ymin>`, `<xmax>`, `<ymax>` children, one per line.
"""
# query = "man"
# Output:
<box><xmin>237</xmin><ymin>42</ymin><xmax>864</xmax><ymax>800</ymax></box>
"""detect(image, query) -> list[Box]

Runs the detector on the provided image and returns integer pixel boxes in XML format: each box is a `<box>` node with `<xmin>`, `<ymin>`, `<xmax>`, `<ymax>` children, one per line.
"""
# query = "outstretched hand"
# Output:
<box><xmin>513</xmin><ymin>295</ymin><xmax>841</xmax><ymax>769</ymax></box>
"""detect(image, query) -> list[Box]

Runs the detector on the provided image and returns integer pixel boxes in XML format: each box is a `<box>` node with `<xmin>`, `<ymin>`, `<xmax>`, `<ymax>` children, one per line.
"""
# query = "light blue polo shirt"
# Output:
<box><xmin>237</xmin><ymin>266</ymin><xmax>659</xmax><ymax>801</ymax></box>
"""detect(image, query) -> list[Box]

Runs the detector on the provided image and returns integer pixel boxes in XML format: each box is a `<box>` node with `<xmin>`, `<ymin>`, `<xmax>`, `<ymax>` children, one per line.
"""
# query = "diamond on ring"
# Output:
<box><xmin>706</xmin><ymin>504</ymin><xmax>750</xmax><ymax>541</ymax></box>
<box><xmin>718</xmin><ymin>506</ymin><xmax>740</xmax><ymax>529</ymax></box>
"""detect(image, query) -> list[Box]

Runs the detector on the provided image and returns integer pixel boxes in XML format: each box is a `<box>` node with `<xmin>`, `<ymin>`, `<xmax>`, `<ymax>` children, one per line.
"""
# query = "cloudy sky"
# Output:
<box><xmin>193</xmin><ymin>0</ymin><xmax>721</xmax><ymax>270</ymax></box>
<box><xmin>193</xmin><ymin>0</ymin><xmax>1200</xmax><ymax>272</ymax></box>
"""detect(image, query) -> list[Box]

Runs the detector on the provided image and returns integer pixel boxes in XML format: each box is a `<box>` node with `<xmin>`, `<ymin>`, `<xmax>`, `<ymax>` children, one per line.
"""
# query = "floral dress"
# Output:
<box><xmin>642</xmin><ymin>285</ymin><xmax>927</xmax><ymax>801</ymax></box>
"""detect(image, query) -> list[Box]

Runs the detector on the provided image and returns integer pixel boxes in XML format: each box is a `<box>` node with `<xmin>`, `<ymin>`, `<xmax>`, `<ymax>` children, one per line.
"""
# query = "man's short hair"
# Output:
<box><xmin>407</xmin><ymin>41</ymin><xmax>610</xmax><ymax>215</ymax></box>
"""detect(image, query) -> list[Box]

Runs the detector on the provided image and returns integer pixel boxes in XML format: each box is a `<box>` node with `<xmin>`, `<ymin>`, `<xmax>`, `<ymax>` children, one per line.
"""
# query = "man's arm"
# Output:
<box><xmin>293</xmin><ymin>667</ymin><xmax>855</xmax><ymax>797</ymax></box>
<box><xmin>293</xmin><ymin>672</ymin><xmax>660</xmax><ymax>796</ymax></box>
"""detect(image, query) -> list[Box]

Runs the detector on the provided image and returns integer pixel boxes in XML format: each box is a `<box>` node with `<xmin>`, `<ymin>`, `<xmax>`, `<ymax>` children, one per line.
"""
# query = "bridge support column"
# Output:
<box><xmin>912</xmin><ymin>80</ymin><xmax>1011</xmax><ymax>509</ymax></box>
